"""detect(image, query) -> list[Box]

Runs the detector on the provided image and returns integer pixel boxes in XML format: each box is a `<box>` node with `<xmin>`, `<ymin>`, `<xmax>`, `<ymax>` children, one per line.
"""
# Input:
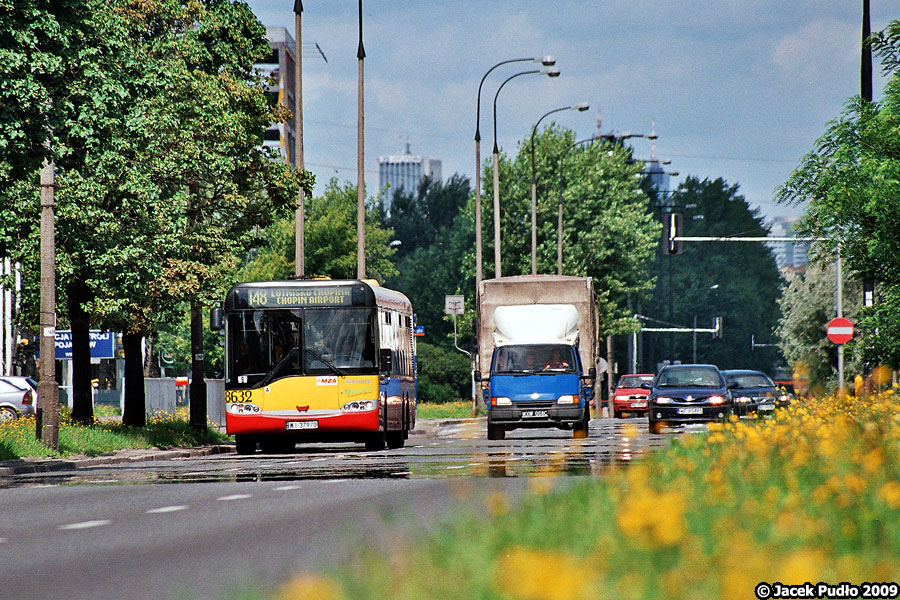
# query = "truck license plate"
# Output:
<box><xmin>521</xmin><ymin>410</ymin><xmax>549</xmax><ymax>418</ymax></box>
<box><xmin>677</xmin><ymin>407</ymin><xmax>703</xmax><ymax>415</ymax></box>
<box><xmin>286</xmin><ymin>421</ymin><xmax>318</xmax><ymax>430</ymax></box>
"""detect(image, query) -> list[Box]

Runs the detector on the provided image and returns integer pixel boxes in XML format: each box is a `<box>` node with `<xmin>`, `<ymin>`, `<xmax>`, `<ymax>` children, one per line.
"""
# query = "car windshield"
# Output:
<box><xmin>656</xmin><ymin>367</ymin><xmax>722</xmax><ymax>388</ymax></box>
<box><xmin>491</xmin><ymin>345</ymin><xmax>577</xmax><ymax>374</ymax></box>
<box><xmin>617</xmin><ymin>375</ymin><xmax>653</xmax><ymax>388</ymax></box>
<box><xmin>726</xmin><ymin>373</ymin><xmax>775</xmax><ymax>388</ymax></box>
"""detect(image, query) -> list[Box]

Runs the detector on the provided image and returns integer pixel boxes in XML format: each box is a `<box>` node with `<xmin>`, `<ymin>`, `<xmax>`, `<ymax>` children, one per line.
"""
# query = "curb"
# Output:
<box><xmin>0</xmin><ymin>444</ymin><xmax>233</xmax><ymax>476</ymax></box>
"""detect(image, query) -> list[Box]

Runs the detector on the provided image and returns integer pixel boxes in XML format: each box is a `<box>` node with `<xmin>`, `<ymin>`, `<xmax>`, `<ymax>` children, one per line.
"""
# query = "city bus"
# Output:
<box><xmin>211</xmin><ymin>279</ymin><xmax>416</xmax><ymax>454</ymax></box>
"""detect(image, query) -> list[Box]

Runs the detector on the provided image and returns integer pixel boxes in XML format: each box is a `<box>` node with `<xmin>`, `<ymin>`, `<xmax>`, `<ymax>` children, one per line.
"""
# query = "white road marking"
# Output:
<box><xmin>59</xmin><ymin>520</ymin><xmax>111</xmax><ymax>530</ymax></box>
<box><xmin>217</xmin><ymin>494</ymin><xmax>252</xmax><ymax>501</ymax></box>
<box><xmin>146</xmin><ymin>505</ymin><xmax>188</xmax><ymax>514</ymax></box>
<box><xmin>273</xmin><ymin>485</ymin><xmax>301</xmax><ymax>491</ymax></box>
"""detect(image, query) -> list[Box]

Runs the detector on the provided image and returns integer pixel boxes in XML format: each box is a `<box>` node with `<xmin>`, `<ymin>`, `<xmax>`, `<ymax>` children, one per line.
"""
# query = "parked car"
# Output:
<box><xmin>644</xmin><ymin>364</ymin><xmax>733</xmax><ymax>434</ymax></box>
<box><xmin>612</xmin><ymin>374</ymin><xmax>654</xmax><ymax>418</ymax></box>
<box><xmin>0</xmin><ymin>376</ymin><xmax>37</xmax><ymax>423</ymax></box>
<box><xmin>723</xmin><ymin>370</ymin><xmax>786</xmax><ymax>417</ymax></box>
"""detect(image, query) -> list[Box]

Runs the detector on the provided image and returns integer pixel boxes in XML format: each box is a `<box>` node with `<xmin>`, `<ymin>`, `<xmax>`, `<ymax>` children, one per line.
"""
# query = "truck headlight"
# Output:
<box><xmin>491</xmin><ymin>397</ymin><xmax>511</xmax><ymax>406</ymax></box>
<box><xmin>557</xmin><ymin>395</ymin><xmax>577</xmax><ymax>404</ymax></box>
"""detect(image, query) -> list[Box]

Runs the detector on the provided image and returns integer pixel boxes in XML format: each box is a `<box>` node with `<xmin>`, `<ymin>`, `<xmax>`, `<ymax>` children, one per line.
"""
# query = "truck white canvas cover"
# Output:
<box><xmin>492</xmin><ymin>304</ymin><xmax>580</xmax><ymax>346</ymax></box>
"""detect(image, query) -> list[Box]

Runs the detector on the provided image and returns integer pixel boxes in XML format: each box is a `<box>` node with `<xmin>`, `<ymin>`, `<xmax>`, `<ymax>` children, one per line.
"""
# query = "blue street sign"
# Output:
<box><xmin>36</xmin><ymin>330</ymin><xmax>117</xmax><ymax>360</ymax></box>
<box><xmin>414</xmin><ymin>325</ymin><xmax>425</xmax><ymax>337</ymax></box>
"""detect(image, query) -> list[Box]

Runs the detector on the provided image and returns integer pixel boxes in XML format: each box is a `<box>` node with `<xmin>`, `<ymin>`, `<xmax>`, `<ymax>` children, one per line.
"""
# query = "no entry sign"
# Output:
<box><xmin>826</xmin><ymin>317</ymin><xmax>854</xmax><ymax>344</ymax></box>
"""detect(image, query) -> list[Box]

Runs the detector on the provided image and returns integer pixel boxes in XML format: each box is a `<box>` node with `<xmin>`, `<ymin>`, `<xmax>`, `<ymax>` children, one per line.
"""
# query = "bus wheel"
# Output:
<box><xmin>234</xmin><ymin>435</ymin><xmax>256</xmax><ymax>455</ymax></box>
<box><xmin>365</xmin><ymin>432</ymin><xmax>386</xmax><ymax>451</ymax></box>
<box><xmin>487</xmin><ymin>423</ymin><xmax>505</xmax><ymax>440</ymax></box>
<box><xmin>386</xmin><ymin>430</ymin><xmax>405</xmax><ymax>449</ymax></box>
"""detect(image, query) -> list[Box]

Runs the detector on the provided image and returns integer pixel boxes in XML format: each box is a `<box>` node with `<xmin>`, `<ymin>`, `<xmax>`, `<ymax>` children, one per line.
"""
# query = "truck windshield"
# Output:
<box><xmin>492</xmin><ymin>345</ymin><xmax>577</xmax><ymax>374</ymax></box>
<box><xmin>227</xmin><ymin>307</ymin><xmax>377</xmax><ymax>388</ymax></box>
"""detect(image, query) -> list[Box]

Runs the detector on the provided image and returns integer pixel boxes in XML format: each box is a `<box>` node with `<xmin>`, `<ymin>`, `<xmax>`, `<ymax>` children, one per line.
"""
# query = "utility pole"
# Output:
<box><xmin>294</xmin><ymin>1</ymin><xmax>305</xmax><ymax>277</ymax></box>
<box><xmin>356</xmin><ymin>0</ymin><xmax>366</xmax><ymax>279</ymax></box>
<box><xmin>188</xmin><ymin>182</ymin><xmax>206</xmax><ymax>430</ymax></box>
<box><xmin>38</xmin><ymin>159</ymin><xmax>59</xmax><ymax>450</ymax></box>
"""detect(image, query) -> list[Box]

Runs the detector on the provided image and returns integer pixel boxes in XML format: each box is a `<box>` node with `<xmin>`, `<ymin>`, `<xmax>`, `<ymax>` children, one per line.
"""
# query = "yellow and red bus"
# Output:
<box><xmin>211</xmin><ymin>279</ymin><xmax>416</xmax><ymax>454</ymax></box>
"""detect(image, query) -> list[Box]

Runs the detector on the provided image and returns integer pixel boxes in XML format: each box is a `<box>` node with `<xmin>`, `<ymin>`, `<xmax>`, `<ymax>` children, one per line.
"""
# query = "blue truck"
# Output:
<box><xmin>475</xmin><ymin>275</ymin><xmax>598</xmax><ymax>440</ymax></box>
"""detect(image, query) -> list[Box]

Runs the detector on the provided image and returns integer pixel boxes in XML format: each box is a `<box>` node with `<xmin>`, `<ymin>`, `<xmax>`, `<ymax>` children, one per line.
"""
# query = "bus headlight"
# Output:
<box><xmin>227</xmin><ymin>403</ymin><xmax>261</xmax><ymax>415</ymax></box>
<box><xmin>491</xmin><ymin>397</ymin><xmax>511</xmax><ymax>406</ymax></box>
<box><xmin>557</xmin><ymin>395</ymin><xmax>577</xmax><ymax>404</ymax></box>
<box><xmin>342</xmin><ymin>400</ymin><xmax>376</xmax><ymax>412</ymax></box>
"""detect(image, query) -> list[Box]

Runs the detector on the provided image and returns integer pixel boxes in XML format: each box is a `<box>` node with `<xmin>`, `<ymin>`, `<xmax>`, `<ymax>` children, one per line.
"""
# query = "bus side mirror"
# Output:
<box><xmin>379</xmin><ymin>349</ymin><xmax>392</xmax><ymax>374</ymax></box>
<box><xmin>210</xmin><ymin>305</ymin><xmax>224</xmax><ymax>331</ymax></box>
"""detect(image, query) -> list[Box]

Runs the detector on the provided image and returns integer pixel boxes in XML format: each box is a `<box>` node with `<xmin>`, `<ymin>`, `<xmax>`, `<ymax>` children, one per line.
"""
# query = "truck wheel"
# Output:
<box><xmin>573</xmin><ymin>410</ymin><xmax>589</xmax><ymax>439</ymax></box>
<box><xmin>234</xmin><ymin>435</ymin><xmax>256</xmax><ymax>455</ymax></box>
<box><xmin>487</xmin><ymin>423</ymin><xmax>505</xmax><ymax>440</ymax></box>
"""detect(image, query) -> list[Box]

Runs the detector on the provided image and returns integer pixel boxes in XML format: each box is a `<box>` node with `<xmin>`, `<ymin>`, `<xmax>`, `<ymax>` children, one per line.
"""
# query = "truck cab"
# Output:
<box><xmin>480</xmin><ymin>342</ymin><xmax>593</xmax><ymax>439</ymax></box>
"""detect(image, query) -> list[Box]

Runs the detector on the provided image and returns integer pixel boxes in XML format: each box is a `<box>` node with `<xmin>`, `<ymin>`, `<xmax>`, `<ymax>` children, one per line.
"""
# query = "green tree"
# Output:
<box><xmin>241</xmin><ymin>178</ymin><xmax>397</xmax><ymax>283</ymax></box>
<box><xmin>646</xmin><ymin>177</ymin><xmax>783</xmax><ymax>373</ymax></box>
<box><xmin>415</xmin><ymin>341</ymin><xmax>471</xmax><ymax>404</ymax></box>
<box><xmin>778</xmin><ymin>18</ymin><xmax>900</xmax><ymax>368</ymax></box>
<box><xmin>776</xmin><ymin>262</ymin><xmax>863</xmax><ymax>391</ymax></box>
<box><xmin>481</xmin><ymin>125</ymin><xmax>659</xmax><ymax>333</ymax></box>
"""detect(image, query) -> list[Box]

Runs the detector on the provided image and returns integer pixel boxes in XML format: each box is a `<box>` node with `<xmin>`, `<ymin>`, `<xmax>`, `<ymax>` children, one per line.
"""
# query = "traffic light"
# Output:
<box><xmin>663</xmin><ymin>212</ymin><xmax>683</xmax><ymax>254</ymax></box>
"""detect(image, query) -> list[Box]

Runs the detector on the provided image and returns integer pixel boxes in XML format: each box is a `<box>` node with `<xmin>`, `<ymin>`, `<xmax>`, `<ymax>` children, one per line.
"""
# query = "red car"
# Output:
<box><xmin>613</xmin><ymin>374</ymin><xmax>654</xmax><ymax>418</ymax></box>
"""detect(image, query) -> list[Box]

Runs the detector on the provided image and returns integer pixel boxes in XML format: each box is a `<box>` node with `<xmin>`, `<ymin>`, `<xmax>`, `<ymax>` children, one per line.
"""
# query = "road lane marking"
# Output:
<box><xmin>217</xmin><ymin>494</ymin><xmax>252</xmax><ymax>501</ymax></box>
<box><xmin>274</xmin><ymin>485</ymin><xmax>301</xmax><ymax>491</ymax></box>
<box><xmin>147</xmin><ymin>505</ymin><xmax>188</xmax><ymax>514</ymax></box>
<box><xmin>59</xmin><ymin>520</ymin><xmax>111</xmax><ymax>530</ymax></box>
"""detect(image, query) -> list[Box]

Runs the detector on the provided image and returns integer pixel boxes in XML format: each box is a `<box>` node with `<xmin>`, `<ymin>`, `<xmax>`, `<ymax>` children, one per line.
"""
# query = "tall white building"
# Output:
<box><xmin>768</xmin><ymin>216</ymin><xmax>810</xmax><ymax>270</ymax></box>
<box><xmin>377</xmin><ymin>143</ymin><xmax>442</xmax><ymax>213</ymax></box>
<box><xmin>257</xmin><ymin>27</ymin><xmax>297</xmax><ymax>167</ymax></box>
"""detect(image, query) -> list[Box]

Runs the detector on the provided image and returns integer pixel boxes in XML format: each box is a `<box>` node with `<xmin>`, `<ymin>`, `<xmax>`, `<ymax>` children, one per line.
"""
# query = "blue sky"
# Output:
<box><xmin>246</xmin><ymin>1</ymin><xmax>897</xmax><ymax>221</ymax></box>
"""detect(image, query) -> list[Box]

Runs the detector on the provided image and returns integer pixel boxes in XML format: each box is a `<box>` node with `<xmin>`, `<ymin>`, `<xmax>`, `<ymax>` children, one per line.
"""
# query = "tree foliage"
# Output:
<box><xmin>778</xmin><ymin>17</ymin><xmax>900</xmax><ymax>369</ymax></box>
<box><xmin>644</xmin><ymin>177</ymin><xmax>783</xmax><ymax>373</ymax></box>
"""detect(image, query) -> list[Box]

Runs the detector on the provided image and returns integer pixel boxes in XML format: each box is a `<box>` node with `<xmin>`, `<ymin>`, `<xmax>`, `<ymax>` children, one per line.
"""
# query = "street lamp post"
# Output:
<box><xmin>294</xmin><ymin>0</ymin><xmax>305</xmax><ymax>277</ymax></box>
<box><xmin>491</xmin><ymin>66</ymin><xmax>560</xmax><ymax>278</ymax></box>
<box><xmin>356</xmin><ymin>0</ymin><xmax>366</xmax><ymax>279</ymax></box>
<box><xmin>529</xmin><ymin>103</ymin><xmax>589</xmax><ymax>274</ymax></box>
<box><xmin>474</xmin><ymin>56</ymin><xmax>555</xmax><ymax>291</ymax></box>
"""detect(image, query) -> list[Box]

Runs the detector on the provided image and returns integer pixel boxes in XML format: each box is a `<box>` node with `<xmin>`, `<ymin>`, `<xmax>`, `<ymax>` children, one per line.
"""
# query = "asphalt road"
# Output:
<box><xmin>0</xmin><ymin>417</ymin><xmax>671</xmax><ymax>600</ymax></box>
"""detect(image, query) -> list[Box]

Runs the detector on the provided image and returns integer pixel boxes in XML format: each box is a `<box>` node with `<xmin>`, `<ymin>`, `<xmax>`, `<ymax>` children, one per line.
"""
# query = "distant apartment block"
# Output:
<box><xmin>768</xmin><ymin>216</ymin><xmax>810</xmax><ymax>271</ymax></box>
<box><xmin>378</xmin><ymin>144</ymin><xmax>442</xmax><ymax>213</ymax></box>
<box><xmin>257</xmin><ymin>27</ymin><xmax>297</xmax><ymax>167</ymax></box>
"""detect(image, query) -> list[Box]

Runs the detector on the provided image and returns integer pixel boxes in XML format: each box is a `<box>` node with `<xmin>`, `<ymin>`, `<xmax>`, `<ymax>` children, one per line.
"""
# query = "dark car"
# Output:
<box><xmin>644</xmin><ymin>364</ymin><xmax>733</xmax><ymax>434</ymax></box>
<box><xmin>722</xmin><ymin>369</ymin><xmax>786</xmax><ymax>417</ymax></box>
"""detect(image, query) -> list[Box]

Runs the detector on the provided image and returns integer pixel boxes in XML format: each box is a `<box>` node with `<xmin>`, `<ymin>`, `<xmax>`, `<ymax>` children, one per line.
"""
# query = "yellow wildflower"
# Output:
<box><xmin>494</xmin><ymin>547</ymin><xmax>592</xmax><ymax>600</ymax></box>
<box><xmin>277</xmin><ymin>574</ymin><xmax>344</xmax><ymax>600</ymax></box>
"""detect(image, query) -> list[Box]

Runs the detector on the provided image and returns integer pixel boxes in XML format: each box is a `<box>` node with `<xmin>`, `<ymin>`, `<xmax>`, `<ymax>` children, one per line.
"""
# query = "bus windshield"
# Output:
<box><xmin>227</xmin><ymin>307</ymin><xmax>377</xmax><ymax>388</ymax></box>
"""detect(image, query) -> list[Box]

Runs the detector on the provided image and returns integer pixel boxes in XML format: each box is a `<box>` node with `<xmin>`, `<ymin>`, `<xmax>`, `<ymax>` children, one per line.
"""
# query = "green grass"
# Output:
<box><xmin>417</xmin><ymin>400</ymin><xmax>485</xmax><ymax>419</ymax></box>
<box><xmin>248</xmin><ymin>392</ymin><xmax>900</xmax><ymax>599</ymax></box>
<box><xmin>0</xmin><ymin>409</ymin><xmax>228</xmax><ymax>460</ymax></box>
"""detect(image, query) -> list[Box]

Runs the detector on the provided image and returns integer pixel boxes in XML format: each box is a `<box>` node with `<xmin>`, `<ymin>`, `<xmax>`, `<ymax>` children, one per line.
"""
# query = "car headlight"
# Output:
<box><xmin>707</xmin><ymin>395</ymin><xmax>725</xmax><ymax>405</ymax></box>
<box><xmin>735</xmin><ymin>395</ymin><xmax>752</xmax><ymax>403</ymax></box>
<box><xmin>654</xmin><ymin>396</ymin><xmax>672</xmax><ymax>405</ymax></box>
<box><xmin>342</xmin><ymin>400</ymin><xmax>376</xmax><ymax>412</ymax></box>
<box><xmin>778</xmin><ymin>394</ymin><xmax>791</xmax><ymax>403</ymax></box>
<box><xmin>491</xmin><ymin>397</ymin><xmax>511</xmax><ymax>406</ymax></box>
<box><xmin>557</xmin><ymin>395</ymin><xmax>577</xmax><ymax>404</ymax></box>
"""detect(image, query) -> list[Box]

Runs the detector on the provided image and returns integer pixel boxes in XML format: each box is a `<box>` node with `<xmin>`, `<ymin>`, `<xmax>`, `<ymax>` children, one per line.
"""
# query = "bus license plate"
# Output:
<box><xmin>521</xmin><ymin>410</ymin><xmax>549</xmax><ymax>419</ymax></box>
<box><xmin>677</xmin><ymin>407</ymin><xmax>703</xmax><ymax>415</ymax></box>
<box><xmin>286</xmin><ymin>421</ymin><xmax>318</xmax><ymax>430</ymax></box>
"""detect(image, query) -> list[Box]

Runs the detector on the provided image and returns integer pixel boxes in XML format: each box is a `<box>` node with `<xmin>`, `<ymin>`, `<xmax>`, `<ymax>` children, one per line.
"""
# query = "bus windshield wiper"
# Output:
<box><xmin>304</xmin><ymin>348</ymin><xmax>346</xmax><ymax>376</ymax></box>
<box><xmin>258</xmin><ymin>348</ymin><xmax>303</xmax><ymax>387</ymax></box>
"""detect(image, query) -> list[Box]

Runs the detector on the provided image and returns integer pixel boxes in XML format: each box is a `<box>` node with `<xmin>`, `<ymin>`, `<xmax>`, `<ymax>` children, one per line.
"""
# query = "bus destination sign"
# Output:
<box><xmin>238</xmin><ymin>286</ymin><xmax>352</xmax><ymax>308</ymax></box>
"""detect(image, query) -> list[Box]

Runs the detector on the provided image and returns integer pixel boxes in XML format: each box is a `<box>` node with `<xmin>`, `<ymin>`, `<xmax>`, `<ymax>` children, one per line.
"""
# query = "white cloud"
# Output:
<box><xmin>771</xmin><ymin>19</ymin><xmax>858</xmax><ymax>79</ymax></box>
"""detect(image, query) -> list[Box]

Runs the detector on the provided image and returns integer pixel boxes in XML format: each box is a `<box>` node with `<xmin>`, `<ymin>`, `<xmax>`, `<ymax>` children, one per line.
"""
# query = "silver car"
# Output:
<box><xmin>0</xmin><ymin>376</ymin><xmax>37</xmax><ymax>423</ymax></box>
